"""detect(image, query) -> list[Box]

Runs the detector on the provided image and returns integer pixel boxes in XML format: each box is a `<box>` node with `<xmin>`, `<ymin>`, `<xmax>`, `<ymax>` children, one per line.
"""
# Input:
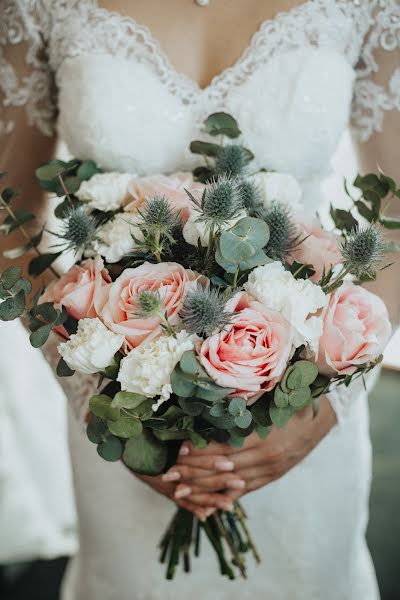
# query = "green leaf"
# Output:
<box><xmin>97</xmin><ymin>435</ymin><xmax>123</xmax><ymax>462</ymax></box>
<box><xmin>192</xmin><ymin>166</ymin><xmax>215</xmax><ymax>183</ymax></box>
<box><xmin>35</xmin><ymin>160</ymin><xmax>66</xmax><ymax>182</ymax></box>
<box><xmin>90</xmin><ymin>394</ymin><xmax>120</xmax><ymax>421</ymax></box>
<box><xmin>29</xmin><ymin>323</ymin><xmax>53</xmax><ymax>348</ymax></box>
<box><xmin>255</xmin><ymin>424</ymin><xmax>271</xmax><ymax>439</ymax></box>
<box><xmin>171</xmin><ymin>366</ymin><xmax>196</xmax><ymax>397</ymax></box>
<box><xmin>229</xmin><ymin>217</ymin><xmax>270</xmax><ymax>249</ymax></box>
<box><xmin>54</xmin><ymin>197</ymin><xmax>81</xmax><ymax>219</ymax></box>
<box><xmin>189</xmin><ymin>140</ymin><xmax>221</xmax><ymax>157</ymax></box>
<box><xmin>1</xmin><ymin>187</ymin><xmax>18</xmax><ymax>203</ymax></box>
<box><xmin>0</xmin><ymin>210</ymin><xmax>35</xmax><ymax>234</ymax></box>
<box><xmin>291</xmin><ymin>361</ymin><xmax>319</xmax><ymax>386</ymax></box>
<box><xmin>215</xmin><ymin>244</ymin><xmax>240</xmax><ymax>273</ymax></box>
<box><xmin>56</xmin><ymin>357</ymin><xmax>75</xmax><ymax>377</ymax></box>
<box><xmin>0</xmin><ymin>266</ymin><xmax>22</xmax><ymax>290</ymax></box>
<box><xmin>355</xmin><ymin>200</ymin><xmax>376</xmax><ymax>222</ymax></box>
<box><xmin>235</xmin><ymin>410</ymin><xmax>252</xmax><ymax>429</ymax></box>
<box><xmin>10</xmin><ymin>278</ymin><xmax>31</xmax><ymax>295</ymax></box>
<box><xmin>379</xmin><ymin>217</ymin><xmax>400</xmax><ymax>229</ymax></box>
<box><xmin>251</xmin><ymin>397</ymin><xmax>272</xmax><ymax>427</ymax></box>
<box><xmin>180</xmin><ymin>350</ymin><xmax>208</xmax><ymax>377</ymax></box>
<box><xmin>108</xmin><ymin>417</ymin><xmax>143</xmax><ymax>439</ymax></box>
<box><xmin>209</xmin><ymin>403</ymin><xmax>225</xmax><ymax>417</ymax></box>
<box><xmin>288</xmin><ymin>261</ymin><xmax>316</xmax><ymax>280</ymax></box>
<box><xmin>228</xmin><ymin>397</ymin><xmax>246</xmax><ymax>416</ymax></box>
<box><xmin>205</xmin><ymin>112</ymin><xmax>241</xmax><ymax>138</ymax></box>
<box><xmin>0</xmin><ymin>289</ymin><xmax>26</xmax><ymax>321</ymax></box>
<box><xmin>229</xmin><ymin>435</ymin><xmax>245</xmax><ymax>448</ymax></box>
<box><xmin>330</xmin><ymin>205</ymin><xmax>359</xmax><ymax>233</ymax></box>
<box><xmin>86</xmin><ymin>416</ymin><xmax>108</xmax><ymax>444</ymax></box>
<box><xmin>34</xmin><ymin>302</ymin><xmax>58</xmax><ymax>323</ymax></box>
<box><xmin>178</xmin><ymin>397</ymin><xmax>205</xmax><ymax>416</ymax></box>
<box><xmin>111</xmin><ymin>391</ymin><xmax>148</xmax><ymax>410</ymax></box>
<box><xmin>219</xmin><ymin>230</ymin><xmax>255</xmax><ymax>263</ymax></box>
<box><xmin>28</xmin><ymin>252</ymin><xmax>61</xmax><ymax>276</ymax></box>
<box><xmin>378</xmin><ymin>172</ymin><xmax>396</xmax><ymax>192</ymax></box>
<box><xmin>188</xmin><ymin>432</ymin><xmax>208</xmax><ymax>449</ymax></box>
<box><xmin>269</xmin><ymin>404</ymin><xmax>295</xmax><ymax>428</ymax></box>
<box><xmin>77</xmin><ymin>160</ymin><xmax>101</xmax><ymax>181</ymax></box>
<box><xmin>122</xmin><ymin>430</ymin><xmax>168</xmax><ymax>475</ymax></box>
<box><xmin>195</xmin><ymin>380</ymin><xmax>234</xmax><ymax>402</ymax></box>
<box><xmin>274</xmin><ymin>386</ymin><xmax>290</xmax><ymax>408</ymax></box>
<box><xmin>288</xmin><ymin>386</ymin><xmax>311</xmax><ymax>408</ymax></box>
<box><xmin>63</xmin><ymin>176</ymin><xmax>81</xmax><ymax>194</ymax></box>
<box><xmin>238</xmin><ymin>248</ymin><xmax>271</xmax><ymax>271</ymax></box>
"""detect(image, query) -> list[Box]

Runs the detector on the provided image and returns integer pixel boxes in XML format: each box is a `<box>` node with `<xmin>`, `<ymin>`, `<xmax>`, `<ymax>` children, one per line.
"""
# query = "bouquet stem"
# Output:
<box><xmin>159</xmin><ymin>502</ymin><xmax>260</xmax><ymax>580</ymax></box>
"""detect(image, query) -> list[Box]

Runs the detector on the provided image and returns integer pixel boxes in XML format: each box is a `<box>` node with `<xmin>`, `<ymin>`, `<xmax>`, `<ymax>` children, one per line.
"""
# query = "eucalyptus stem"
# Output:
<box><xmin>235</xmin><ymin>503</ymin><xmax>261</xmax><ymax>564</ymax></box>
<box><xmin>57</xmin><ymin>173</ymin><xmax>74</xmax><ymax>207</ymax></box>
<box><xmin>214</xmin><ymin>512</ymin><xmax>247</xmax><ymax>578</ymax></box>
<box><xmin>322</xmin><ymin>265</ymin><xmax>351</xmax><ymax>294</ymax></box>
<box><xmin>0</xmin><ymin>193</ymin><xmax>60</xmax><ymax>279</ymax></box>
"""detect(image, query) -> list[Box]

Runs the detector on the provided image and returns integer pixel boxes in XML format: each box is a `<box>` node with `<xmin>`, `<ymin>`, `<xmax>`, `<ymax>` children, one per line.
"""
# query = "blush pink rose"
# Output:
<box><xmin>40</xmin><ymin>256</ymin><xmax>111</xmax><ymax>320</ymax></box>
<box><xmin>97</xmin><ymin>262</ymin><xmax>202</xmax><ymax>349</ymax></box>
<box><xmin>318</xmin><ymin>282</ymin><xmax>391</xmax><ymax>375</ymax></box>
<box><xmin>125</xmin><ymin>172</ymin><xmax>204</xmax><ymax>224</ymax></box>
<box><xmin>288</xmin><ymin>217</ymin><xmax>342</xmax><ymax>282</ymax></box>
<box><xmin>197</xmin><ymin>292</ymin><xmax>295</xmax><ymax>403</ymax></box>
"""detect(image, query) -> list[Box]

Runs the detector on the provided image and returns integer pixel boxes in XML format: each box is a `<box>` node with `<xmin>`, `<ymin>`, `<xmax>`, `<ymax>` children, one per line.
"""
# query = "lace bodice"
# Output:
<box><xmin>1</xmin><ymin>1</ymin><xmax>400</xmax><ymax>178</ymax></box>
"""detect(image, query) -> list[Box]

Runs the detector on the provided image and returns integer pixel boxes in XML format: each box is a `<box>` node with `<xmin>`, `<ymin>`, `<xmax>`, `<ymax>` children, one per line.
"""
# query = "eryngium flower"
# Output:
<box><xmin>215</xmin><ymin>144</ymin><xmax>249</xmax><ymax>176</ymax></box>
<box><xmin>57</xmin><ymin>206</ymin><xmax>97</xmax><ymax>254</ymax></box>
<box><xmin>138</xmin><ymin>195</ymin><xmax>179</xmax><ymax>230</ymax></box>
<box><xmin>258</xmin><ymin>202</ymin><xmax>297</xmax><ymax>261</ymax></box>
<box><xmin>341</xmin><ymin>225</ymin><xmax>385</xmax><ymax>276</ymax></box>
<box><xmin>180</xmin><ymin>285</ymin><xmax>234</xmax><ymax>337</ymax></box>
<box><xmin>196</xmin><ymin>175</ymin><xmax>244</xmax><ymax>227</ymax></box>
<box><xmin>238</xmin><ymin>178</ymin><xmax>262</xmax><ymax>213</ymax></box>
<box><xmin>134</xmin><ymin>290</ymin><xmax>163</xmax><ymax>318</ymax></box>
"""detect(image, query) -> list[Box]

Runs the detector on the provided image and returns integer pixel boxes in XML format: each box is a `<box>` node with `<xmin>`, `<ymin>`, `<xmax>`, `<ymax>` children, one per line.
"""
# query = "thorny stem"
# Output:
<box><xmin>0</xmin><ymin>193</ymin><xmax>60</xmax><ymax>279</ymax></box>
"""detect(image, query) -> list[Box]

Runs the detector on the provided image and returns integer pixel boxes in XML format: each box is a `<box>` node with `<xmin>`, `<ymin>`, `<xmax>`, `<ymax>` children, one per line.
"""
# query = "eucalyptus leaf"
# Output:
<box><xmin>0</xmin><ymin>289</ymin><xmax>26</xmax><ymax>321</ymax></box>
<box><xmin>77</xmin><ymin>160</ymin><xmax>101</xmax><ymax>181</ymax></box>
<box><xmin>255</xmin><ymin>424</ymin><xmax>271</xmax><ymax>440</ymax></box>
<box><xmin>108</xmin><ymin>417</ymin><xmax>143</xmax><ymax>439</ymax></box>
<box><xmin>228</xmin><ymin>397</ymin><xmax>246</xmax><ymax>416</ymax></box>
<box><xmin>86</xmin><ymin>416</ymin><xmax>108</xmax><ymax>444</ymax></box>
<box><xmin>56</xmin><ymin>356</ymin><xmax>75</xmax><ymax>377</ymax></box>
<box><xmin>219</xmin><ymin>230</ymin><xmax>255</xmax><ymax>263</ymax></box>
<box><xmin>269</xmin><ymin>404</ymin><xmax>295</xmax><ymax>428</ymax></box>
<box><xmin>0</xmin><ymin>266</ymin><xmax>22</xmax><ymax>290</ymax></box>
<box><xmin>178</xmin><ymin>397</ymin><xmax>205</xmax><ymax>416</ymax></box>
<box><xmin>122</xmin><ymin>430</ymin><xmax>168</xmax><ymax>475</ymax></box>
<box><xmin>171</xmin><ymin>366</ymin><xmax>196</xmax><ymax>397</ymax></box>
<box><xmin>190</xmin><ymin>141</ymin><xmax>221</xmax><ymax>157</ymax></box>
<box><xmin>28</xmin><ymin>252</ymin><xmax>62</xmax><ymax>277</ymax></box>
<box><xmin>204</xmin><ymin>112</ymin><xmax>241</xmax><ymax>138</ymax></box>
<box><xmin>292</xmin><ymin>361</ymin><xmax>319</xmax><ymax>386</ymax></box>
<box><xmin>274</xmin><ymin>386</ymin><xmax>290</xmax><ymax>408</ymax></box>
<box><xmin>97</xmin><ymin>435</ymin><xmax>123</xmax><ymax>462</ymax></box>
<box><xmin>111</xmin><ymin>391</ymin><xmax>148</xmax><ymax>410</ymax></box>
<box><xmin>189</xmin><ymin>432</ymin><xmax>207</xmax><ymax>449</ymax></box>
<box><xmin>29</xmin><ymin>323</ymin><xmax>53</xmax><ymax>348</ymax></box>
<box><xmin>288</xmin><ymin>386</ymin><xmax>311</xmax><ymax>408</ymax></box>
<box><xmin>235</xmin><ymin>411</ymin><xmax>252</xmax><ymax>429</ymax></box>
<box><xmin>90</xmin><ymin>394</ymin><xmax>120</xmax><ymax>421</ymax></box>
<box><xmin>251</xmin><ymin>398</ymin><xmax>272</xmax><ymax>427</ymax></box>
<box><xmin>35</xmin><ymin>160</ymin><xmax>66</xmax><ymax>181</ymax></box>
<box><xmin>379</xmin><ymin>217</ymin><xmax>400</xmax><ymax>229</ymax></box>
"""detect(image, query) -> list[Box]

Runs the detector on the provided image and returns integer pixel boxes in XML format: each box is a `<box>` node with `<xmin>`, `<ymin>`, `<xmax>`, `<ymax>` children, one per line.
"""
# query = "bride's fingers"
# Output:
<box><xmin>184</xmin><ymin>492</ymin><xmax>234</xmax><ymax>511</ymax></box>
<box><xmin>179</xmin><ymin>440</ymin><xmax>233</xmax><ymax>457</ymax></box>
<box><xmin>163</xmin><ymin>466</ymin><xmax>245</xmax><ymax>490</ymax></box>
<box><xmin>162</xmin><ymin>465</ymin><xmax>215</xmax><ymax>482</ymax></box>
<box><xmin>176</xmin><ymin>498</ymin><xmax>214</xmax><ymax>522</ymax></box>
<box><xmin>173</xmin><ymin>474</ymin><xmax>245</xmax><ymax>495</ymax></box>
<box><xmin>175</xmin><ymin>453</ymin><xmax>236</xmax><ymax>472</ymax></box>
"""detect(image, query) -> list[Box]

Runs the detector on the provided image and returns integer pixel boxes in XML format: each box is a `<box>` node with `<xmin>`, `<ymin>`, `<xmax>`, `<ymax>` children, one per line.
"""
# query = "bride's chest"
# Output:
<box><xmin>49</xmin><ymin>1</ymin><xmax>366</xmax><ymax>178</ymax></box>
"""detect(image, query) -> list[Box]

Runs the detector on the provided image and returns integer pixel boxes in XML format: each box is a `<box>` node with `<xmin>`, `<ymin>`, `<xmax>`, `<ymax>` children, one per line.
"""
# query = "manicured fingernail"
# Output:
<box><xmin>196</xmin><ymin>513</ymin><xmax>206</xmax><ymax>522</ymax></box>
<box><xmin>215</xmin><ymin>459</ymin><xmax>235</xmax><ymax>471</ymax></box>
<box><xmin>204</xmin><ymin>508</ymin><xmax>214</xmax><ymax>518</ymax></box>
<box><xmin>162</xmin><ymin>471</ymin><xmax>181</xmax><ymax>482</ymax></box>
<box><xmin>218</xmin><ymin>501</ymin><xmax>234</xmax><ymax>512</ymax></box>
<box><xmin>174</xmin><ymin>486</ymin><xmax>192</xmax><ymax>499</ymax></box>
<box><xmin>228</xmin><ymin>479</ymin><xmax>245</xmax><ymax>490</ymax></box>
<box><xmin>179</xmin><ymin>445</ymin><xmax>190</xmax><ymax>456</ymax></box>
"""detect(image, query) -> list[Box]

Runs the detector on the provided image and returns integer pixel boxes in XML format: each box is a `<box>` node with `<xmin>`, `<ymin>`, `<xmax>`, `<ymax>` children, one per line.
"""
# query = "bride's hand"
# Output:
<box><xmin>166</xmin><ymin>396</ymin><xmax>337</xmax><ymax>507</ymax></box>
<box><xmin>137</xmin><ymin>473</ymin><xmax>224</xmax><ymax>521</ymax></box>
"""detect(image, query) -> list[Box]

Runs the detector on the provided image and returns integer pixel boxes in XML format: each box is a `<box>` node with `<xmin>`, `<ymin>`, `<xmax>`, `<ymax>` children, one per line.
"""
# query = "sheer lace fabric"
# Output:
<box><xmin>1</xmin><ymin>2</ymin><xmax>399</xmax><ymax>598</ymax></box>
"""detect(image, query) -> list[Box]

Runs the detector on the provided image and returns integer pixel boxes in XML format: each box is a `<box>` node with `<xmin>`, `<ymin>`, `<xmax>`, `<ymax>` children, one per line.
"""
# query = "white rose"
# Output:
<box><xmin>182</xmin><ymin>209</ymin><xmax>248</xmax><ymax>247</ymax></box>
<box><xmin>76</xmin><ymin>172</ymin><xmax>134</xmax><ymax>211</ymax></box>
<box><xmin>252</xmin><ymin>172</ymin><xmax>304</xmax><ymax>212</ymax></box>
<box><xmin>58</xmin><ymin>318</ymin><xmax>124</xmax><ymax>375</ymax></box>
<box><xmin>89</xmin><ymin>213</ymin><xmax>143</xmax><ymax>263</ymax></box>
<box><xmin>244</xmin><ymin>261</ymin><xmax>326</xmax><ymax>352</ymax></box>
<box><xmin>117</xmin><ymin>331</ymin><xmax>198</xmax><ymax>410</ymax></box>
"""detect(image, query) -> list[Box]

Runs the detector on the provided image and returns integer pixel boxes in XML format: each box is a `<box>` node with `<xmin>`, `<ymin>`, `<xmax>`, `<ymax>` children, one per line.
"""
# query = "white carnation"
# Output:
<box><xmin>89</xmin><ymin>213</ymin><xmax>143</xmax><ymax>263</ymax></box>
<box><xmin>252</xmin><ymin>172</ymin><xmax>304</xmax><ymax>212</ymax></box>
<box><xmin>76</xmin><ymin>172</ymin><xmax>134</xmax><ymax>211</ymax></box>
<box><xmin>244</xmin><ymin>261</ymin><xmax>326</xmax><ymax>352</ymax></box>
<box><xmin>183</xmin><ymin>209</ymin><xmax>247</xmax><ymax>247</ymax></box>
<box><xmin>58</xmin><ymin>318</ymin><xmax>124</xmax><ymax>375</ymax></box>
<box><xmin>117</xmin><ymin>331</ymin><xmax>198</xmax><ymax>410</ymax></box>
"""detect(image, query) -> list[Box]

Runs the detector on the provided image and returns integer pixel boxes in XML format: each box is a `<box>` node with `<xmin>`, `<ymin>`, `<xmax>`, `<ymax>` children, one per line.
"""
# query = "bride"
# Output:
<box><xmin>1</xmin><ymin>1</ymin><xmax>400</xmax><ymax>598</ymax></box>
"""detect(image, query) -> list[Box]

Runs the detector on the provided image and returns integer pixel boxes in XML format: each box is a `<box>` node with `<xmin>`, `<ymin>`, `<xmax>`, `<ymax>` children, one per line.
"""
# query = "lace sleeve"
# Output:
<box><xmin>351</xmin><ymin>1</ymin><xmax>400</xmax><ymax>142</ymax></box>
<box><xmin>0</xmin><ymin>1</ymin><xmax>56</xmax><ymax>138</ymax></box>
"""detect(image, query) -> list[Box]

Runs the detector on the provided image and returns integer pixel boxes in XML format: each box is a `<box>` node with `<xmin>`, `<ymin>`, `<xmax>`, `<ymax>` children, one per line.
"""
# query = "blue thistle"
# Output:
<box><xmin>138</xmin><ymin>195</ymin><xmax>179</xmax><ymax>230</ymax></box>
<box><xmin>215</xmin><ymin>145</ymin><xmax>249</xmax><ymax>176</ymax></box>
<box><xmin>134</xmin><ymin>290</ymin><xmax>163</xmax><ymax>318</ymax></box>
<box><xmin>180</xmin><ymin>285</ymin><xmax>234</xmax><ymax>337</ymax></box>
<box><xmin>56</xmin><ymin>206</ymin><xmax>97</xmax><ymax>254</ymax></box>
<box><xmin>238</xmin><ymin>178</ymin><xmax>263</xmax><ymax>214</ymax></box>
<box><xmin>258</xmin><ymin>202</ymin><xmax>297</xmax><ymax>260</ymax></box>
<box><xmin>194</xmin><ymin>175</ymin><xmax>244</xmax><ymax>227</ymax></box>
<box><xmin>341</xmin><ymin>225</ymin><xmax>385</xmax><ymax>276</ymax></box>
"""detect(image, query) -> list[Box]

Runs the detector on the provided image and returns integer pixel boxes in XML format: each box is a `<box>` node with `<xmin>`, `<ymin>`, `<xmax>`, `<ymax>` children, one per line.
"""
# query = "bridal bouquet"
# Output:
<box><xmin>0</xmin><ymin>112</ymin><xmax>398</xmax><ymax>579</ymax></box>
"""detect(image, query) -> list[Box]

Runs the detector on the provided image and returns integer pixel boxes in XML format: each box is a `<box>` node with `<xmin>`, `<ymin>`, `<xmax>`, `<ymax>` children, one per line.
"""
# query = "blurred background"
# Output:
<box><xmin>0</xmin><ymin>133</ymin><xmax>399</xmax><ymax>600</ymax></box>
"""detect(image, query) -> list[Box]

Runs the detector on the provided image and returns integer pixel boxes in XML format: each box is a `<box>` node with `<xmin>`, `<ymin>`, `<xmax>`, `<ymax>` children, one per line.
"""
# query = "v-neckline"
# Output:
<box><xmin>92</xmin><ymin>0</ymin><xmax>316</xmax><ymax>94</ymax></box>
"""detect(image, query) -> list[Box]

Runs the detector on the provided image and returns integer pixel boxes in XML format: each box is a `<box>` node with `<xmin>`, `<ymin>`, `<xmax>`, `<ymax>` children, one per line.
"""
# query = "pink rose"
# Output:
<box><xmin>318</xmin><ymin>282</ymin><xmax>391</xmax><ymax>375</ymax></box>
<box><xmin>40</xmin><ymin>256</ymin><xmax>111</xmax><ymax>320</ymax></box>
<box><xmin>197</xmin><ymin>292</ymin><xmax>295</xmax><ymax>403</ymax></box>
<box><xmin>288</xmin><ymin>217</ymin><xmax>342</xmax><ymax>282</ymax></box>
<box><xmin>125</xmin><ymin>172</ymin><xmax>204</xmax><ymax>224</ymax></box>
<box><xmin>97</xmin><ymin>262</ymin><xmax>202</xmax><ymax>349</ymax></box>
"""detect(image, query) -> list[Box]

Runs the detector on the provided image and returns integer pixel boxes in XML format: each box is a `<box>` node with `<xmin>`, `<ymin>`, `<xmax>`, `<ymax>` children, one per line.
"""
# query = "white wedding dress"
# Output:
<box><xmin>1</xmin><ymin>1</ymin><xmax>400</xmax><ymax>598</ymax></box>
